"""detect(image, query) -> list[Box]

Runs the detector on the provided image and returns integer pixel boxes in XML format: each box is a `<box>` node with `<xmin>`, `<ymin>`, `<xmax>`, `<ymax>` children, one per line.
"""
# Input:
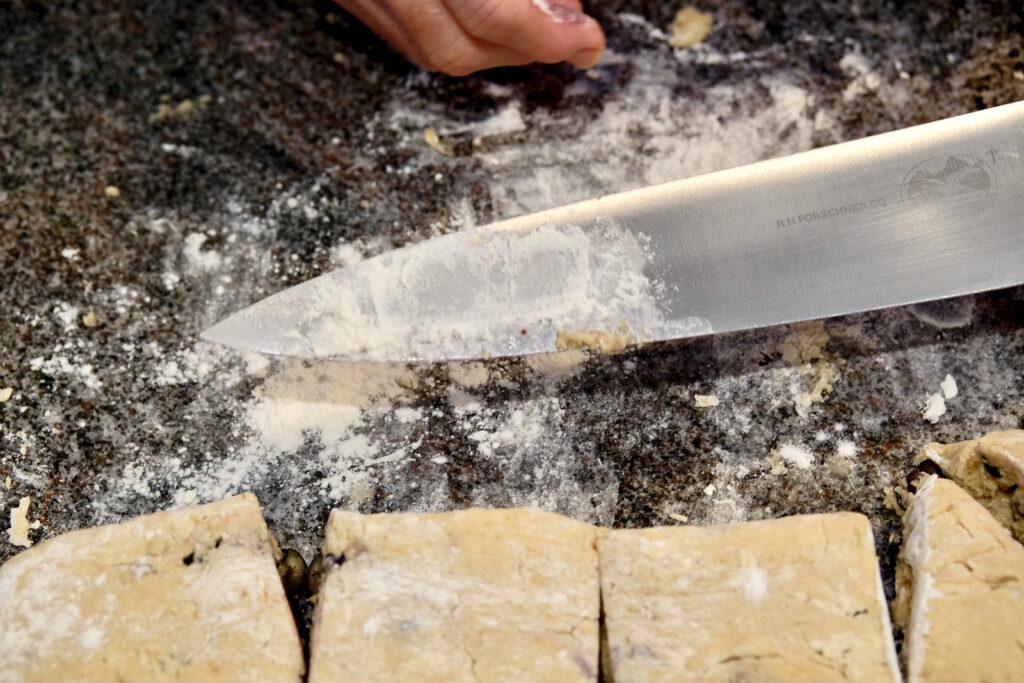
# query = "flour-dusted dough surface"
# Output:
<box><xmin>598</xmin><ymin>512</ymin><xmax>900</xmax><ymax>683</ymax></box>
<box><xmin>308</xmin><ymin>507</ymin><xmax>601</xmax><ymax>683</ymax></box>
<box><xmin>915</xmin><ymin>429</ymin><xmax>1024</xmax><ymax>542</ymax></box>
<box><xmin>894</xmin><ymin>476</ymin><xmax>1024</xmax><ymax>683</ymax></box>
<box><xmin>0</xmin><ymin>493</ymin><xmax>304</xmax><ymax>683</ymax></box>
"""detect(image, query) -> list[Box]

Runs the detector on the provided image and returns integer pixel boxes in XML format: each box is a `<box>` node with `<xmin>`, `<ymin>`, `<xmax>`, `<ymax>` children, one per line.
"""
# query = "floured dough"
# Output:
<box><xmin>598</xmin><ymin>512</ymin><xmax>900</xmax><ymax>682</ymax></box>
<box><xmin>308</xmin><ymin>507</ymin><xmax>601</xmax><ymax>683</ymax></box>
<box><xmin>915</xmin><ymin>429</ymin><xmax>1024</xmax><ymax>542</ymax></box>
<box><xmin>0</xmin><ymin>493</ymin><xmax>304</xmax><ymax>683</ymax></box>
<box><xmin>894</xmin><ymin>475</ymin><xmax>1024</xmax><ymax>682</ymax></box>
<box><xmin>555</xmin><ymin>320</ymin><xmax>635</xmax><ymax>354</ymax></box>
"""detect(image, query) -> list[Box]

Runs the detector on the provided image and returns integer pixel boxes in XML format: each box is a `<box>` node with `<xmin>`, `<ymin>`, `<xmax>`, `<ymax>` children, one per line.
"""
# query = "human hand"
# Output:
<box><xmin>333</xmin><ymin>0</ymin><xmax>606</xmax><ymax>76</ymax></box>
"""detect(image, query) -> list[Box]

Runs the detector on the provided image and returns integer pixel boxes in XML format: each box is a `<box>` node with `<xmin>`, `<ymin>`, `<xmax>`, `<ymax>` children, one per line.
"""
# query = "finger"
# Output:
<box><xmin>567</xmin><ymin>46</ymin><xmax>602</xmax><ymax>69</ymax></box>
<box><xmin>380</xmin><ymin>1</ymin><xmax>541</xmax><ymax>75</ymax></box>
<box><xmin>441</xmin><ymin>0</ymin><xmax>605</xmax><ymax>66</ymax></box>
<box><xmin>420</xmin><ymin>31</ymin><xmax>537</xmax><ymax>76</ymax></box>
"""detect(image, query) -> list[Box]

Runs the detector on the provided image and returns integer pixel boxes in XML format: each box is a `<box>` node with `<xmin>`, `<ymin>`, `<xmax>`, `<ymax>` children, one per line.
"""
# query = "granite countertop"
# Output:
<box><xmin>2</xmin><ymin>0</ymin><xmax>1023</xmax><ymax>639</ymax></box>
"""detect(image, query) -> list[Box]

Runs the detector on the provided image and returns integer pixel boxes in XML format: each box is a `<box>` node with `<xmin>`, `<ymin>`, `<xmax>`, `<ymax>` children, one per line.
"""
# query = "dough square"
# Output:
<box><xmin>895</xmin><ymin>475</ymin><xmax>1024</xmax><ymax>683</ymax></box>
<box><xmin>0</xmin><ymin>493</ymin><xmax>304</xmax><ymax>683</ymax></box>
<box><xmin>598</xmin><ymin>512</ymin><xmax>900</xmax><ymax>683</ymax></box>
<box><xmin>308</xmin><ymin>507</ymin><xmax>601</xmax><ymax>683</ymax></box>
<box><xmin>915</xmin><ymin>429</ymin><xmax>1024</xmax><ymax>542</ymax></box>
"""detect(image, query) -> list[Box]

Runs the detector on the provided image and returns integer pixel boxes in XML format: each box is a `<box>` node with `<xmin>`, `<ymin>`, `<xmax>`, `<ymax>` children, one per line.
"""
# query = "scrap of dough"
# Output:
<box><xmin>598</xmin><ymin>512</ymin><xmax>900</xmax><ymax>682</ymax></box>
<box><xmin>894</xmin><ymin>476</ymin><xmax>1024</xmax><ymax>682</ymax></box>
<box><xmin>8</xmin><ymin>496</ymin><xmax>33</xmax><ymax>547</ymax></box>
<box><xmin>555</xmin><ymin>321</ymin><xmax>635</xmax><ymax>354</ymax></box>
<box><xmin>802</xmin><ymin>361</ymin><xmax>837</xmax><ymax>406</ymax></box>
<box><xmin>778</xmin><ymin>321</ymin><xmax>837</xmax><ymax>406</ymax></box>
<box><xmin>308</xmin><ymin>507</ymin><xmax>601</xmax><ymax>683</ymax></box>
<box><xmin>423</xmin><ymin>127</ymin><xmax>449</xmax><ymax>155</ymax></box>
<box><xmin>778</xmin><ymin>320</ymin><xmax>829</xmax><ymax>365</ymax></box>
<box><xmin>668</xmin><ymin>7</ymin><xmax>712</xmax><ymax>48</ymax></box>
<box><xmin>915</xmin><ymin>430</ymin><xmax>1024</xmax><ymax>542</ymax></box>
<box><xmin>0</xmin><ymin>493</ymin><xmax>305</xmax><ymax>683</ymax></box>
<box><xmin>693</xmin><ymin>393</ymin><xmax>719</xmax><ymax>408</ymax></box>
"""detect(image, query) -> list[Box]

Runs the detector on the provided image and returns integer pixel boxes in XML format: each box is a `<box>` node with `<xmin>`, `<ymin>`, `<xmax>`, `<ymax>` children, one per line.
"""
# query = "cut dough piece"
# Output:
<box><xmin>894</xmin><ymin>475</ymin><xmax>1024</xmax><ymax>683</ymax></box>
<box><xmin>308</xmin><ymin>507</ymin><xmax>600</xmax><ymax>683</ymax></box>
<box><xmin>598</xmin><ymin>512</ymin><xmax>900</xmax><ymax>683</ymax></box>
<box><xmin>915</xmin><ymin>429</ymin><xmax>1024</xmax><ymax>542</ymax></box>
<box><xmin>0</xmin><ymin>493</ymin><xmax>304</xmax><ymax>683</ymax></box>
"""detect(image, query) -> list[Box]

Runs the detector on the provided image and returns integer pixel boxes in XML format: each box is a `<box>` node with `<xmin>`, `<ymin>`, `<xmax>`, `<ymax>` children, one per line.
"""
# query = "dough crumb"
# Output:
<box><xmin>424</xmin><ymin>127</ymin><xmax>450</xmax><ymax>155</ymax></box>
<box><xmin>779</xmin><ymin>320</ymin><xmax>829</xmax><ymax>365</ymax></box>
<box><xmin>555</xmin><ymin>321</ymin><xmax>635</xmax><ymax>354</ymax></box>
<box><xmin>448</xmin><ymin>361</ymin><xmax>490</xmax><ymax>388</ymax></box>
<box><xmin>668</xmin><ymin>512</ymin><xmax>688</xmax><ymax>523</ymax></box>
<box><xmin>8</xmin><ymin>496</ymin><xmax>34</xmax><ymax>548</ymax></box>
<box><xmin>668</xmin><ymin>6</ymin><xmax>712</xmax><ymax>48</ymax></box>
<box><xmin>103</xmin><ymin>186</ymin><xmax>120</xmax><ymax>198</ymax></box>
<box><xmin>81</xmin><ymin>310</ymin><xmax>99</xmax><ymax>328</ymax></box>
<box><xmin>779</xmin><ymin>321</ymin><xmax>838</xmax><ymax>406</ymax></box>
<box><xmin>826</xmin><ymin>454</ymin><xmax>855</xmax><ymax>479</ymax></box>
<box><xmin>332</xmin><ymin>52</ymin><xmax>348</xmax><ymax>66</ymax></box>
<box><xmin>148</xmin><ymin>96</ymin><xmax>212</xmax><ymax>124</ymax></box>
<box><xmin>0</xmin><ymin>387</ymin><xmax>13</xmax><ymax>402</ymax></box>
<box><xmin>767</xmin><ymin>453</ymin><xmax>788</xmax><ymax>475</ymax></box>
<box><xmin>800</xmin><ymin>361</ymin><xmax>837</xmax><ymax>407</ymax></box>
<box><xmin>693</xmin><ymin>393</ymin><xmax>719</xmax><ymax>408</ymax></box>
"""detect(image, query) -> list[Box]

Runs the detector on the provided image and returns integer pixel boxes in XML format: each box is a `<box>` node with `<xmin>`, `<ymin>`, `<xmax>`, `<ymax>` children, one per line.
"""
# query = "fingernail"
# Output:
<box><xmin>533</xmin><ymin>0</ymin><xmax>584</xmax><ymax>24</ymax></box>
<box><xmin>569</xmin><ymin>47</ymin><xmax>603</xmax><ymax>69</ymax></box>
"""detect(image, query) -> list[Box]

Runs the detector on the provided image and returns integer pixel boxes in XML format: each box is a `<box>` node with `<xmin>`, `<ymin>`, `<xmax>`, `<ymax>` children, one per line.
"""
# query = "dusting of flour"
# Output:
<box><xmin>91</xmin><ymin>42</ymin><xmax>831</xmax><ymax>559</ymax></box>
<box><xmin>210</xmin><ymin>220</ymin><xmax>676</xmax><ymax>362</ymax></box>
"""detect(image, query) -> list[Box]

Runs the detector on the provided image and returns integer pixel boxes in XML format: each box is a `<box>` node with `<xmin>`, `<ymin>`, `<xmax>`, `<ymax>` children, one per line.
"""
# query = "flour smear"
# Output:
<box><xmin>93</xmin><ymin>38</ymin><xmax>827</xmax><ymax>556</ymax></box>
<box><xmin>210</xmin><ymin>219</ymin><xmax>698</xmax><ymax>362</ymax></box>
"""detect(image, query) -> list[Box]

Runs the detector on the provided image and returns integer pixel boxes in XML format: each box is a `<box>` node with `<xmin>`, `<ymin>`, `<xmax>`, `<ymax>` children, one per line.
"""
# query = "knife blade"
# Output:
<box><xmin>203</xmin><ymin>102</ymin><xmax>1024</xmax><ymax>363</ymax></box>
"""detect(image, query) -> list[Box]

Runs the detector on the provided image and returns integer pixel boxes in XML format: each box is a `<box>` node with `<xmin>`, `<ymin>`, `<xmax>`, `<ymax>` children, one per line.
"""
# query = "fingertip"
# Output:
<box><xmin>538</xmin><ymin>10</ymin><xmax>605</xmax><ymax>66</ymax></box>
<box><xmin>568</xmin><ymin>14</ymin><xmax>605</xmax><ymax>67</ymax></box>
<box><xmin>568</xmin><ymin>46</ymin><xmax>603</xmax><ymax>69</ymax></box>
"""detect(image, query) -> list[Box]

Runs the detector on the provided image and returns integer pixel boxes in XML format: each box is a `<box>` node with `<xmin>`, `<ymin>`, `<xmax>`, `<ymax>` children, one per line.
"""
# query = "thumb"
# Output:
<box><xmin>445</xmin><ymin>0</ymin><xmax>605</xmax><ymax>67</ymax></box>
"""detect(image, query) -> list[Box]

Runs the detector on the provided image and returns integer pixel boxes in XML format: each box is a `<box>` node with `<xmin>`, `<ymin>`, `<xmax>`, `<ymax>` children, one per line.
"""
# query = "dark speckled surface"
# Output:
<box><xmin>2</xmin><ymin>0</ymin><xmax>1023</xmax><ymax>652</ymax></box>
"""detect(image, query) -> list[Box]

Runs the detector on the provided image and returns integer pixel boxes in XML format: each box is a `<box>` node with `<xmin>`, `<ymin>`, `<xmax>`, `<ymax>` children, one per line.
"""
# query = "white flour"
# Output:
<box><xmin>476</xmin><ymin>54</ymin><xmax>816</xmax><ymax>218</ymax></box>
<box><xmin>219</xmin><ymin>220</ymin><xmax>672</xmax><ymax>361</ymax></box>
<box><xmin>85</xmin><ymin>41</ymin><xmax>837</xmax><ymax>554</ymax></box>
<box><xmin>777</xmin><ymin>443</ymin><xmax>814</xmax><ymax>469</ymax></box>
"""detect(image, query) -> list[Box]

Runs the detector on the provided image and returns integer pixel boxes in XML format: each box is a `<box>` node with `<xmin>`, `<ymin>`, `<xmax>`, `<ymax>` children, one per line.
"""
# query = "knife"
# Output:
<box><xmin>203</xmin><ymin>102</ymin><xmax>1024</xmax><ymax>363</ymax></box>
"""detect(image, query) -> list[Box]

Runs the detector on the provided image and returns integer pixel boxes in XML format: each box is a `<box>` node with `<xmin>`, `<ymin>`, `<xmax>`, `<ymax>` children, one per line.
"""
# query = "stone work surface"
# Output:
<box><xmin>2</xmin><ymin>0</ymin><xmax>1022</xmax><ymax>640</ymax></box>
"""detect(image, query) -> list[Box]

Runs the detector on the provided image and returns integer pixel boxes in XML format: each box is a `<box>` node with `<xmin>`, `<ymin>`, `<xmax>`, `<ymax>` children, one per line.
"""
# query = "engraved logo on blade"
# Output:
<box><xmin>900</xmin><ymin>154</ymin><xmax>996</xmax><ymax>204</ymax></box>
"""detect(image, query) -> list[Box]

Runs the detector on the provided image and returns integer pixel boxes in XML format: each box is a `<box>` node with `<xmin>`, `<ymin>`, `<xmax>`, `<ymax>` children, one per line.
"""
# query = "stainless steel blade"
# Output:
<box><xmin>203</xmin><ymin>102</ymin><xmax>1024</xmax><ymax>362</ymax></box>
